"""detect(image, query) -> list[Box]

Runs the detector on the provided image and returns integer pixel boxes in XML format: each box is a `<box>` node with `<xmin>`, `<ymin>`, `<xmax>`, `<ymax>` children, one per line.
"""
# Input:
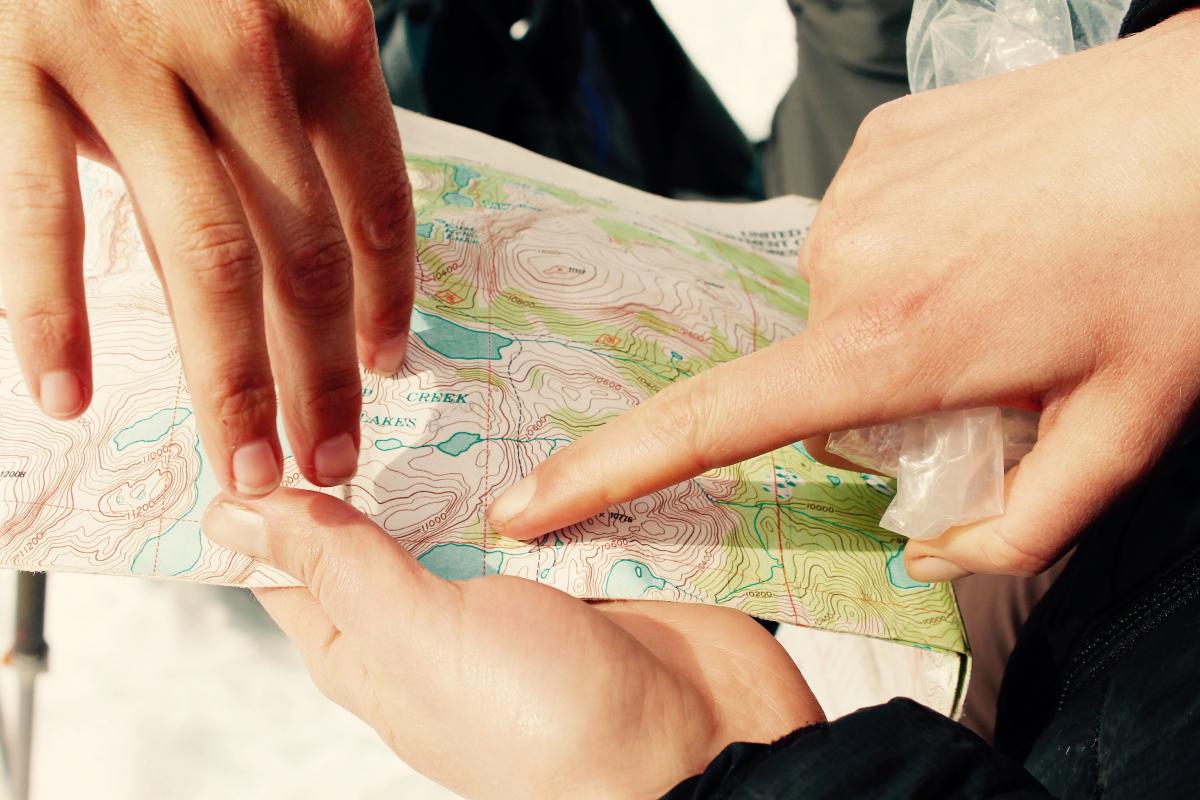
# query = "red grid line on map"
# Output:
<box><xmin>478</xmin><ymin>182</ymin><xmax>498</xmax><ymax>576</ymax></box>
<box><xmin>723</xmin><ymin>252</ymin><xmax>801</xmax><ymax>622</ymax></box>
<box><xmin>148</xmin><ymin>368</ymin><xmax>187</xmax><ymax>577</ymax></box>
<box><xmin>0</xmin><ymin>493</ymin><xmax>945</xmax><ymax>619</ymax></box>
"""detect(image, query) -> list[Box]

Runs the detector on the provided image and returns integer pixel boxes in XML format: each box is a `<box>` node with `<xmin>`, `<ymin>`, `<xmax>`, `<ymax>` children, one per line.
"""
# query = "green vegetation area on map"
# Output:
<box><xmin>394</xmin><ymin>153</ymin><xmax>964</xmax><ymax>657</ymax></box>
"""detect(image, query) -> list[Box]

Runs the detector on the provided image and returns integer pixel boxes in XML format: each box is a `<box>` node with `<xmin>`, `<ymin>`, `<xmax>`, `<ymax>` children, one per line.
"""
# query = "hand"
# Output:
<box><xmin>485</xmin><ymin>13</ymin><xmax>1200</xmax><ymax>582</ymax></box>
<box><xmin>202</xmin><ymin>490</ymin><xmax>823</xmax><ymax>798</ymax></box>
<box><xmin>0</xmin><ymin>0</ymin><xmax>415</xmax><ymax>495</ymax></box>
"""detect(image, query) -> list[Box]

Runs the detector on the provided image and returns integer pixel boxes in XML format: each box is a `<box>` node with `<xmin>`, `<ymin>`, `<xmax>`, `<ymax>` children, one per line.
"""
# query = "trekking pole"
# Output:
<box><xmin>8</xmin><ymin>572</ymin><xmax>48</xmax><ymax>800</ymax></box>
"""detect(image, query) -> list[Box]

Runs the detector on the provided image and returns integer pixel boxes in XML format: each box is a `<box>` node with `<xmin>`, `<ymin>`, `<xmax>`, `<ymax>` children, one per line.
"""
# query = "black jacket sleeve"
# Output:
<box><xmin>662</xmin><ymin>699</ymin><xmax>1049</xmax><ymax>800</ymax></box>
<box><xmin>1121</xmin><ymin>0</ymin><xmax>1199</xmax><ymax>34</ymax></box>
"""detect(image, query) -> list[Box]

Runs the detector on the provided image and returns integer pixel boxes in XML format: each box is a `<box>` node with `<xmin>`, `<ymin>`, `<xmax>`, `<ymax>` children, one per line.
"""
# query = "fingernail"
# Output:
<box><xmin>488</xmin><ymin>475</ymin><xmax>536</xmax><ymax>532</ymax></box>
<box><xmin>39</xmin><ymin>370</ymin><xmax>83</xmax><ymax>418</ymax></box>
<box><xmin>315</xmin><ymin>433</ymin><xmax>358</xmax><ymax>485</ymax></box>
<box><xmin>203</xmin><ymin>498</ymin><xmax>269</xmax><ymax>559</ymax></box>
<box><xmin>231</xmin><ymin>440</ymin><xmax>281</xmax><ymax>496</ymax></box>
<box><xmin>369</xmin><ymin>337</ymin><xmax>408</xmax><ymax>375</ymax></box>
<box><xmin>907</xmin><ymin>556</ymin><xmax>972</xmax><ymax>583</ymax></box>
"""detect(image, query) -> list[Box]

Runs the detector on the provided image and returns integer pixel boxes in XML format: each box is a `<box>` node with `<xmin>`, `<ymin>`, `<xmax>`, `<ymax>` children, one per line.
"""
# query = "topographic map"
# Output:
<box><xmin>0</xmin><ymin>110</ymin><xmax>968</xmax><ymax>710</ymax></box>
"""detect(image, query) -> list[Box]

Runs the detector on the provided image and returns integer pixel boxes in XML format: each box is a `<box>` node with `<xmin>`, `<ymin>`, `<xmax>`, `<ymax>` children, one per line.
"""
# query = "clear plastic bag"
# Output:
<box><xmin>906</xmin><ymin>0</ymin><xmax>1130</xmax><ymax>93</ymax></box>
<box><xmin>826</xmin><ymin>409</ymin><xmax>1039</xmax><ymax>540</ymax></box>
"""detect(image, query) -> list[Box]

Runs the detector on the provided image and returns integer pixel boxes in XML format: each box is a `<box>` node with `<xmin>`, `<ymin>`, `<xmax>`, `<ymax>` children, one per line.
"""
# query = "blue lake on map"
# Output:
<box><xmin>440</xmin><ymin>165</ymin><xmax>482</xmax><ymax>207</ymax></box>
<box><xmin>418</xmin><ymin>543</ymin><xmax>503</xmax><ymax>580</ymax></box>
<box><xmin>886</xmin><ymin>546</ymin><xmax>928</xmax><ymax>590</ymax></box>
<box><xmin>123</xmin><ymin>408</ymin><xmax>301</xmax><ymax>578</ymax></box>
<box><xmin>443</xmin><ymin>192</ymin><xmax>474</xmax><ymax>207</ymax></box>
<box><xmin>119</xmin><ymin>408</ymin><xmax>215</xmax><ymax>578</ymax></box>
<box><xmin>435</xmin><ymin>432</ymin><xmax>483</xmax><ymax>456</ymax></box>
<box><xmin>129</xmin><ymin>439</ymin><xmax>218</xmax><ymax>578</ymax></box>
<box><xmin>453</xmin><ymin>165</ymin><xmax>481</xmax><ymax>186</ymax></box>
<box><xmin>375</xmin><ymin>431</ymin><xmax>485</xmax><ymax>456</ymax></box>
<box><xmin>412</xmin><ymin>309</ymin><xmax>513</xmax><ymax>360</ymax></box>
<box><xmin>114</xmin><ymin>407</ymin><xmax>191</xmax><ymax>451</ymax></box>
<box><xmin>604</xmin><ymin>559</ymin><xmax>667</xmax><ymax>598</ymax></box>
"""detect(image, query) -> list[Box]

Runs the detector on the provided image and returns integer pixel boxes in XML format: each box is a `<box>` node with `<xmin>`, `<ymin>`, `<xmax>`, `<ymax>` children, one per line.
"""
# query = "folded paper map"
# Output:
<box><xmin>0</xmin><ymin>110</ymin><xmax>968</xmax><ymax>712</ymax></box>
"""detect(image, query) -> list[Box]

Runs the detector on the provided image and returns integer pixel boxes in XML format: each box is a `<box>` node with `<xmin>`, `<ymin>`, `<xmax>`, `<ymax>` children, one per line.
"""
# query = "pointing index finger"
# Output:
<box><xmin>487</xmin><ymin>325</ymin><xmax>932</xmax><ymax>540</ymax></box>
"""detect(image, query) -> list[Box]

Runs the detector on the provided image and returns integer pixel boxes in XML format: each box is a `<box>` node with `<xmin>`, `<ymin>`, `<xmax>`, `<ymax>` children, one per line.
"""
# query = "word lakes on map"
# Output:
<box><xmin>0</xmin><ymin>111</ymin><xmax>967</xmax><ymax>706</ymax></box>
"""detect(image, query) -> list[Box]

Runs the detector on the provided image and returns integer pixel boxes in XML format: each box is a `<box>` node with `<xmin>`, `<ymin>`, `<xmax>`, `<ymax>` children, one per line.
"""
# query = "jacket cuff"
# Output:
<box><xmin>662</xmin><ymin>698</ymin><xmax>1049</xmax><ymax>799</ymax></box>
<box><xmin>1121</xmin><ymin>0</ymin><xmax>1200</xmax><ymax>35</ymax></box>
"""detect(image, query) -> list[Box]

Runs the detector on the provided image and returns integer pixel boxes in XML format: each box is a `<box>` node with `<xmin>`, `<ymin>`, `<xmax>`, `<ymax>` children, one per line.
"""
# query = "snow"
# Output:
<box><xmin>0</xmin><ymin>572</ymin><xmax>452</xmax><ymax>799</ymax></box>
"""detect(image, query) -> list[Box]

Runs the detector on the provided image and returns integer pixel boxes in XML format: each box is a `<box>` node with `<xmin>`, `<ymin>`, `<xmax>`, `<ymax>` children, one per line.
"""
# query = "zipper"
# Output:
<box><xmin>1056</xmin><ymin>546</ymin><xmax>1200</xmax><ymax>709</ymax></box>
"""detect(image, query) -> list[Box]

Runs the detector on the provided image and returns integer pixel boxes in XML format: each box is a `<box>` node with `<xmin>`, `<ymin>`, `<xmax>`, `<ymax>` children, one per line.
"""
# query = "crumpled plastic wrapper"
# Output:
<box><xmin>827</xmin><ymin>409</ymin><xmax>1040</xmax><ymax>541</ymax></box>
<box><xmin>906</xmin><ymin>0</ymin><xmax>1129</xmax><ymax>93</ymax></box>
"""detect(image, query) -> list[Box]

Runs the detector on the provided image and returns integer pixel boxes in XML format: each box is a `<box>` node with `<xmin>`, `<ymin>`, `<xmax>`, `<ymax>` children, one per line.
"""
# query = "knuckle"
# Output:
<box><xmin>107</xmin><ymin>0</ymin><xmax>171</xmax><ymax>62</ymax></box>
<box><xmin>299</xmin><ymin>371</ymin><xmax>362</xmax><ymax>420</ymax></box>
<box><xmin>853</xmin><ymin>99</ymin><xmax>903</xmax><ymax>153</ymax></box>
<box><xmin>360</xmin><ymin>292</ymin><xmax>413</xmax><ymax>343</ymax></box>
<box><xmin>797</xmin><ymin>219</ymin><xmax>832</xmax><ymax>283</ymax></box>
<box><xmin>210</xmin><ymin>374</ymin><xmax>275</xmax><ymax>430</ymax></box>
<box><xmin>323</xmin><ymin>0</ymin><xmax>380</xmax><ymax>74</ymax></box>
<box><xmin>291</xmin><ymin>515</ymin><xmax>371</xmax><ymax>605</ymax></box>
<box><xmin>864</xmin><ymin>99</ymin><xmax>903</xmax><ymax>129</ymax></box>
<box><xmin>804</xmin><ymin>206</ymin><xmax>872</xmax><ymax>275</ymax></box>
<box><xmin>1</xmin><ymin>167</ymin><xmax>77</xmax><ymax>220</ymax></box>
<box><xmin>854</xmin><ymin>289</ymin><xmax>935</xmax><ymax>344</ymax></box>
<box><xmin>309</xmin><ymin>642</ymin><xmax>363</xmax><ymax>713</ymax></box>
<box><xmin>224</xmin><ymin>0</ymin><xmax>287</xmax><ymax>76</ymax></box>
<box><xmin>12</xmin><ymin>303</ymin><xmax>82</xmax><ymax>347</ymax></box>
<box><xmin>279</xmin><ymin>233</ymin><xmax>354</xmax><ymax>316</ymax></box>
<box><xmin>809</xmin><ymin>302</ymin><xmax>936</xmax><ymax>403</ymax></box>
<box><xmin>982</xmin><ymin>534</ymin><xmax>1050</xmax><ymax>577</ymax></box>
<box><xmin>845</xmin><ymin>121</ymin><xmax>875</xmax><ymax>162</ymax></box>
<box><xmin>0</xmin><ymin>17</ymin><xmax>36</xmax><ymax>62</ymax></box>
<box><xmin>652</xmin><ymin>379</ymin><xmax>720</xmax><ymax>475</ymax></box>
<box><xmin>295</xmin><ymin>526</ymin><xmax>341</xmax><ymax>596</ymax></box>
<box><xmin>357</xmin><ymin>175</ymin><xmax>414</xmax><ymax>257</ymax></box>
<box><xmin>0</xmin><ymin>4</ymin><xmax>19</xmax><ymax>35</ymax></box>
<box><xmin>852</xmin><ymin>101</ymin><xmax>904</xmax><ymax>176</ymax></box>
<box><xmin>820</xmin><ymin>305</ymin><xmax>897</xmax><ymax>365</ymax></box>
<box><xmin>800</xmin><ymin>222</ymin><xmax>834</xmax><ymax>278</ymax></box>
<box><xmin>179</xmin><ymin>220</ymin><xmax>262</xmax><ymax>297</ymax></box>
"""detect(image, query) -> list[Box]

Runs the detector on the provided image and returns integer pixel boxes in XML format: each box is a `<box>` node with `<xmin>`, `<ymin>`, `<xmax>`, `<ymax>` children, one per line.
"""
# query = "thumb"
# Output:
<box><xmin>202</xmin><ymin>488</ymin><xmax>456</xmax><ymax>639</ymax></box>
<box><xmin>904</xmin><ymin>386</ymin><xmax>1158</xmax><ymax>581</ymax></box>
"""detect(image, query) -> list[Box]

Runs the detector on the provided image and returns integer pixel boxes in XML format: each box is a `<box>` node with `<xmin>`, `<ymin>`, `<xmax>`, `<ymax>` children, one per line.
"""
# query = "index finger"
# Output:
<box><xmin>486</xmin><ymin>321</ymin><xmax>937</xmax><ymax>540</ymax></box>
<box><xmin>88</xmin><ymin>78</ymin><xmax>282</xmax><ymax>497</ymax></box>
